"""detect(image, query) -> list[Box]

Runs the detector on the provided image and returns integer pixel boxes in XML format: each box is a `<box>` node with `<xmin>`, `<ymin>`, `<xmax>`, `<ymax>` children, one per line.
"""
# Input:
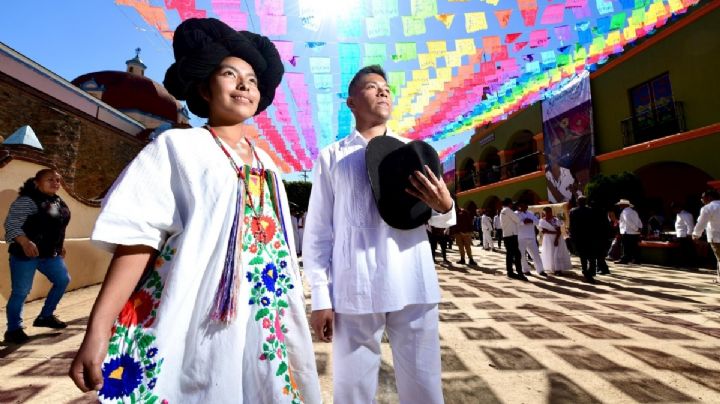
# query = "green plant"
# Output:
<box><xmin>586</xmin><ymin>171</ymin><xmax>644</xmax><ymax>211</ymax></box>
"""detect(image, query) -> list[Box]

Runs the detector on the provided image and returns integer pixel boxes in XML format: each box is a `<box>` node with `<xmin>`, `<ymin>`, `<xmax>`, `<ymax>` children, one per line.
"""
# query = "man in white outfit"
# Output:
<box><xmin>303</xmin><ymin>65</ymin><xmax>455</xmax><ymax>404</ymax></box>
<box><xmin>616</xmin><ymin>199</ymin><xmax>643</xmax><ymax>264</ymax></box>
<box><xmin>693</xmin><ymin>189</ymin><xmax>720</xmax><ymax>283</ymax></box>
<box><xmin>500</xmin><ymin>198</ymin><xmax>528</xmax><ymax>281</ymax></box>
<box><xmin>481</xmin><ymin>209</ymin><xmax>494</xmax><ymax>250</ymax></box>
<box><xmin>516</xmin><ymin>201</ymin><xmax>547</xmax><ymax>276</ymax></box>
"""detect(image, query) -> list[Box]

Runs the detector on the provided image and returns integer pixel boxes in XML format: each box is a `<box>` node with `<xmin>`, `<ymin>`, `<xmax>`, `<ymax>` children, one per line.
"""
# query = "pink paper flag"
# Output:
<box><xmin>540</xmin><ymin>4</ymin><xmax>565</xmax><ymax>24</ymax></box>
<box><xmin>259</xmin><ymin>14</ymin><xmax>287</xmax><ymax>36</ymax></box>
<box><xmin>529</xmin><ymin>29</ymin><xmax>549</xmax><ymax>48</ymax></box>
<box><xmin>272</xmin><ymin>41</ymin><xmax>294</xmax><ymax>63</ymax></box>
<box><xmin>520</xmin><ymin>8</ymin><xmax>538</xmax><ymax>26</ymax></box>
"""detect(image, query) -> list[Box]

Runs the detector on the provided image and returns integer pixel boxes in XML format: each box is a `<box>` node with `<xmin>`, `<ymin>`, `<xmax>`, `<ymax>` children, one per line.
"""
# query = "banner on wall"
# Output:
<box><xmin>541</xmin><ymin>71</ymin><xmax>594</xmax><ymax>203</ymax></box>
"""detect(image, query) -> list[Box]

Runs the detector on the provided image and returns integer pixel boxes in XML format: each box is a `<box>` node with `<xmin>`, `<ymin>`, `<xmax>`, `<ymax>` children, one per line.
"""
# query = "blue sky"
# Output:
<box><xmin>0</xmin><ymin>0</ymin><xmax>479</xmax><ymax>180</ymax></box>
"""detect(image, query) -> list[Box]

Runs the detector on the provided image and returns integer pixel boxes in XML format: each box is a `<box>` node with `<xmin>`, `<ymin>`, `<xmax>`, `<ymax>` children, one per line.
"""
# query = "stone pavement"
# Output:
<box><xmin>1</xmin><ymin>243</ymin><xmax>719</xmax><ymax>403</ymax></box>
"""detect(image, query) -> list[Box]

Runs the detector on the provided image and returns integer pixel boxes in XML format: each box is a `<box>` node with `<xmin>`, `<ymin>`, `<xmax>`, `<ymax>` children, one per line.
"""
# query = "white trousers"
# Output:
<box><xmin>519</xmin><ymin>237</ymin><xmax>545</xmax><ymax>274</ymax></box>
<box><xmin>333</xmin><ymin>304</ymin><xmax>444</xmax><ymax>404</ymax></box>
<box><xmin>482</xmin><ymin>230</ymin><xmax>492</xmax><ymax>249</ymax></box>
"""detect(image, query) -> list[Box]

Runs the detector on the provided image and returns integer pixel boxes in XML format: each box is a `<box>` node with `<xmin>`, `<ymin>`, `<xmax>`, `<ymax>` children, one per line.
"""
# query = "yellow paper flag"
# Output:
<box><xmin>465</xmin><ymin>12</ymin><xmax>488</xmax><ymax>33</ymax></box>
<box><xmin>426</xmin><ymin>40</ymin><xmax>447</xmax><ymax>57</ymax></box>
<box><xmin>418</xmin><ymin>53</ymin><xmax>437</xmax><ymax>69</ymax></box>
<box><xmin>455</xmin><ymin>38</ymin><xmax>476</xmax><ymax>55</ymax></box>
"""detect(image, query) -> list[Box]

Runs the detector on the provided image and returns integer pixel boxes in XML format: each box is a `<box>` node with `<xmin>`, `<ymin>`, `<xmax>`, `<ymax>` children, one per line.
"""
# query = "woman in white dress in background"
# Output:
<box><xmin>539</xmin><ymin>207</ymin><xmax>572</xmax><ymax>274</ymax></box>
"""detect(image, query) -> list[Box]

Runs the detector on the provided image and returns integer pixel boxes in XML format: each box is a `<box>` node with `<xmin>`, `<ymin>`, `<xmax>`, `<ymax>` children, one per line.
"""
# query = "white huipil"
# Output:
<box><xmin>91</xmin><ymin>128</ymin><xmax>321</xmax><ymax>404</ymax></box>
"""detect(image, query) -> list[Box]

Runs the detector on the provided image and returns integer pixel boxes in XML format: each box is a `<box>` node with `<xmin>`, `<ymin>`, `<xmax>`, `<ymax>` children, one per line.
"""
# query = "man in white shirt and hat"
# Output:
<box><xmin>693</xmin><ymin>189</ymin><xmax>720</xmax><ymax>283</ymax></box>
<box><xmin>303</xmin><ymin>65</ymin><xmax>455</xmax><ymax>404</ymax></box>
<box><xmin>616</xmin><ymin>198</ymin><xmax>643</xmax><ymax>264</ymax></box>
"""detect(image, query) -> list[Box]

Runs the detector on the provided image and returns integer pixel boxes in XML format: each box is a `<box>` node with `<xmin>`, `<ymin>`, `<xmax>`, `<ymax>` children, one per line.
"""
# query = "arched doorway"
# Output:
<box><xmin>463</xmin><ymin>200</ymin><xmax>478</xmax><ymax>215</ymax></box>
<box><xmin>635</xmin><ymin>161</ymin><xmax>713</xmax><ymax>227</ymax></box>
<box><xmin>506</xmin><ymin>130</ymin><xmax>539</xmax><ymax>178</ymax></box>
<box><xmin>482</xmin><ymin>195</ymin><xmax>501</xmax><ymax>216</ymax></box>
<box><xmin>478</xmin><ymin>147</ymin><xmax>501</xmax><ymax>185</ymax></box>
<box><xmin>459</xmin><ymin>158</ymin><xmax>477</xmax><ymax>191</ymax></box>
<box><xmin>514</xmin><ymin>189</ymin><xmax>541</xmax><ymax>205</ymax></box>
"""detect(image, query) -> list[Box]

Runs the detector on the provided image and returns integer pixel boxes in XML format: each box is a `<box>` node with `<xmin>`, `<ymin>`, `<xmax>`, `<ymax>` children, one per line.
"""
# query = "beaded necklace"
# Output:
<box><xmin>206</xmin><ymin>125</ymin><xmax>266</xmax><ymax>226</ymax></box>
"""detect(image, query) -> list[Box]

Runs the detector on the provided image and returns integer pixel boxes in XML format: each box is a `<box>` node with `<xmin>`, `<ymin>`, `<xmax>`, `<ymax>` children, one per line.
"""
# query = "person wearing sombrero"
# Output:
<box><xmin>616</xmin><ymin>198</ymin><xmax>643</xmax><ymax>265</ymax></box>
<box><xmin>69</xmin><ymin>18</ymin><xmax>321</xmax><ymax>403</ymax></box>
<box><xmin>303</xmin><ymin>65</ymin><xmax>454</xmax><ymax>403</ymax></box>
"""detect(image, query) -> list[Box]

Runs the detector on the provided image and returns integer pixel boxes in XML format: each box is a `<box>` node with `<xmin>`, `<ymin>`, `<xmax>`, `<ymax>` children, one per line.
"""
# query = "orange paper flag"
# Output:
<box><xmin>495</xmin><ymin>9</ymin><xmax>512</xmax><ymax>28</ymax></box>
<box><xmin>435</xmin><ymin>13</ymin><xmax>455</xmax><ymax>29</ymax></box>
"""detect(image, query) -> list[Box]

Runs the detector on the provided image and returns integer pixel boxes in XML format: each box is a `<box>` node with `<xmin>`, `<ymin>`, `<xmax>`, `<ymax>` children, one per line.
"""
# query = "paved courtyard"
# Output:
<box><xmin>1</xmin><ymin>244</ymin><xmax>719</xmax><ymax>403</ymax></box>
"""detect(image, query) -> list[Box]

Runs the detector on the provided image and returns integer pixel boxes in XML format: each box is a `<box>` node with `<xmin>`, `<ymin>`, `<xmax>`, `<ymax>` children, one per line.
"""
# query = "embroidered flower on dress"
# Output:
<box><xmin>251</xmin><ymin>215</ymin><xmax>276</xmax><ymax>244</ymax></box>
<box><xmin>249</xmin><ymin>244</ymin><xmax>258</xmax><ymax>254</ymax></box>
<box><xmin>262</xmin><ymin>318</ymin><xmax>271</xmax><ymax>329</ymax></box>
<box><xmin>262</xmin><ymin>263</ymin><xmax>278</xmax><ymax>292</ymax></box>
<box><xmin>147</xmin><ymin>348</ymin><xmax>158</xmax><ymax>358</ymax></box>
<box><xmin>273</xmin><ymin>240</ymin><xmax>281</xmax><ymax>249</ymax></box>
<box><xmin>99</xmin><ymin>355</ymin><xmax>143</xmax><ymax>400</ymax></box>
<box><xmin>260</xmin><ymin>296</ymin><xmax>271</xmax><ymax>307</ymax></box>
<box><xmin>117</xmin><ymin>290</ymin><xmax>154</xmax><ymax>327</ymax></box>
<box><xmin>280</xmin><ymin>261</ymin><xmax>287</xmax><ymax>269</ymax></box>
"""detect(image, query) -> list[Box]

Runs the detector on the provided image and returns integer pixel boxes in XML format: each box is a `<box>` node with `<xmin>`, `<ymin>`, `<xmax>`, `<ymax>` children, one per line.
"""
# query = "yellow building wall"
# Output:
<box><xmin>0</xmin><ymin>159</ymin><xmax>111</xmax><ymax>305</ymax></box>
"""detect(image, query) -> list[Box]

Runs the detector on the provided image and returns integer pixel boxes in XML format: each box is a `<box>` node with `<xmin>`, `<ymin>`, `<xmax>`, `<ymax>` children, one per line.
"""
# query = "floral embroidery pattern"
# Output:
<box><xmin>100</xmin><ymin>247</ymin><xmax>173</xmax><ymax>403</ymax></box>
<box><xmin>243</xmin><ymin>173</ymin><xmax>301</xmax><ymax>403</ymax></box>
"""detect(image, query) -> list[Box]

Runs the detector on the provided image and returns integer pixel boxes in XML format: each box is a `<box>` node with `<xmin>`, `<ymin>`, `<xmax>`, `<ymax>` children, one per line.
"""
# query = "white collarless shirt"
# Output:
<box><xmin>500</xmin><ymin>206</ymin><xmax>520</xmax><ymax>236</ymax></box>
<box><xmin>516</xmin><ymin>210</ymin><xmax>539</xmax><ymax>240</ymax></box>
<box><xmin>619</xmin><ymin>207</ymin><xmax>642</xmax><ymax>235</ymax></box>
<box><xmin>302</xmin><ymin>130</ymin><xmax>456</xmax><ymax>314</ymax></box>
<box><xmin>675</xmin><ymin>210</ymin><xmax>694</xmax><ymax>238</ymax></box>
<box><xmin>693</xmin><ymin>200</ymin><xmax>720</xmax><ymax>243</ymax></box>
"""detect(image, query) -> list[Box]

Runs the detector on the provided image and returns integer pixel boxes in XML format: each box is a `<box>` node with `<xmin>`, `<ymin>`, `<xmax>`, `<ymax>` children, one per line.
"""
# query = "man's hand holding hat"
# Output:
<box><xmin>406</xmin><ymin>165</ymin><xmax>453</xmax><ymax>214</ymax></box>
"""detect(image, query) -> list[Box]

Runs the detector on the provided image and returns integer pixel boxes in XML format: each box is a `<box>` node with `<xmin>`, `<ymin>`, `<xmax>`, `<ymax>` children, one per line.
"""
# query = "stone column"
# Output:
<box><xmin>497</xmin><ymin>149</ymin><xmax>513</xmax><ymax>180</ymax></box>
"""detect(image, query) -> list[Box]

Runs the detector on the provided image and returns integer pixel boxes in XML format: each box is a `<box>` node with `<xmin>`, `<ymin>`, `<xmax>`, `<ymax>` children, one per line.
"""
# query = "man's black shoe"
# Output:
<box><xmin>468</xmin><ymin>260</ymin><xmax>477</xmax><ymax>266</ymax></box>
<box><xmin>538</xmin><ymin>272</ymin><xmax>548</xmax><ymax>277</ymax></box>
<box><xmin>457</xmin><ymin>259</ymin><xmax>466</xmax><ymax>265</ymax></box>
<box><xmin>33</xmin><ymin>315</ymin><xmax>67</xmax><ymax>329</ymax></box>
<box><xmin>4</xmin><ymin>328</ymin><xmax>29</xmax><ymax>344</ymax></box>
<box><xmin>516</xmin><ymin>274</ymin><xmax>529</xmax><ymax>282</ymax></box>
<box><xmin>507</xmin><ymin>273</ymin><xmax>519</xmax><ymax>279</ymax></box>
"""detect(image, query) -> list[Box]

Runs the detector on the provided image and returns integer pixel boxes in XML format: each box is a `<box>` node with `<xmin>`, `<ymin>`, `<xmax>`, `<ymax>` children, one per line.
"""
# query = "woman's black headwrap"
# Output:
<box><xmin>163</xmin><ymin>18</ymin><xmax>284</xmax><ymax>117</ymax></box>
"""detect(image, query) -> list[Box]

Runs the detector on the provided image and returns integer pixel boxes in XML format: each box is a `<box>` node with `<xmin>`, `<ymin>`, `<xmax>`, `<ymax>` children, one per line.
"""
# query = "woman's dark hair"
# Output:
<box><xmin>19</xmin><ymin>168</ymin><xmax>58</xmax><ymax>196</ymax></box>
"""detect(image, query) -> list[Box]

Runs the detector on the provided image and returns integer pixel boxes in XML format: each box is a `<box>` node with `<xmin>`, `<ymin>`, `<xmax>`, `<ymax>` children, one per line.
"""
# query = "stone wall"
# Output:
<box><xmin>0</xmin><ymin>73</ymin><xmax>145</xmax><ymax>199</ymax></box>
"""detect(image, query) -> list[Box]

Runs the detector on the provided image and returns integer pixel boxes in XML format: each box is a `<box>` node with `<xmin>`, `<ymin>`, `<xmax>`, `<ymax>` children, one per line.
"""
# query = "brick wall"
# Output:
<box><xmin>0</xmin><ymin>73</ymin><xmax>145</xmax><ymax>199</ymax></box>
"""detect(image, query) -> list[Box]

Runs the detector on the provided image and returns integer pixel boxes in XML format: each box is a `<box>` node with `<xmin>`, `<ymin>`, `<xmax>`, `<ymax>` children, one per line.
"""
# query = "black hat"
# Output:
<box><xmin>366</xmin><ymin>136</ymin><xmax>442</xmax><ymax>230</ymax></box>
<box><xmin>163</xmin><ymin>18</ymin><xmax>284</xmax><ymax>117</ymax></box>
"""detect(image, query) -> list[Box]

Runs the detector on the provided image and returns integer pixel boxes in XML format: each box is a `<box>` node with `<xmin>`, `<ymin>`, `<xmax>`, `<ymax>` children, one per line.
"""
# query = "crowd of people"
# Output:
<box><xmin>428</xmin><ymin>192</ymin><xmax>720</xmax><ymax>286</ymax></box>
<box><xmin>1</xmin><ymin>16</ymin><xmax>718</xmax><ymax>404</ymax></box>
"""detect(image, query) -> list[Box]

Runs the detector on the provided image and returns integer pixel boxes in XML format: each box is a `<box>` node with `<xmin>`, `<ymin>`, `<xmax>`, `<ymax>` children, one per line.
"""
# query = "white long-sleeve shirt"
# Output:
<box><xmin>302</xmin><ymin>130</ymin><xmax>456</xmax><ymax>314</ymax></box>
<box><xmin>675</xmin><ymin>210</ymin><xmax>694</xmax><ymax>238</ymax></box>
<box><xmin>516</xmin><ymin>210</ymin><xmax>539</xmax><ymax>240</ymax></box>
<box><xmin>693</xmin><ymin>200</ymin><xmax>720</xmax><ymax>243</ymax></box>
<box><xmin>500</xmin><ymin>206</ymin><xmax>520</xmax><ymax>236</ymax></box>
<box><xmin>619</xmin><ymin>207</ymin><xmax>642</xmax><ymax>235</ymax></box>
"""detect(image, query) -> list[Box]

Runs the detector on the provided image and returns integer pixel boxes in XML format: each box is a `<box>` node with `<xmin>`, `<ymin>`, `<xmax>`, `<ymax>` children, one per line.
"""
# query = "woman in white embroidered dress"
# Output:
<box><xmin>69</xmin><ymin>18</ymin><xmax>321</xmax><ymax>403</ymax></box>
<box><xmin>539</xmin><ymin>207</ymin><xmax>572</xmax><ymax>275</ymax></box>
